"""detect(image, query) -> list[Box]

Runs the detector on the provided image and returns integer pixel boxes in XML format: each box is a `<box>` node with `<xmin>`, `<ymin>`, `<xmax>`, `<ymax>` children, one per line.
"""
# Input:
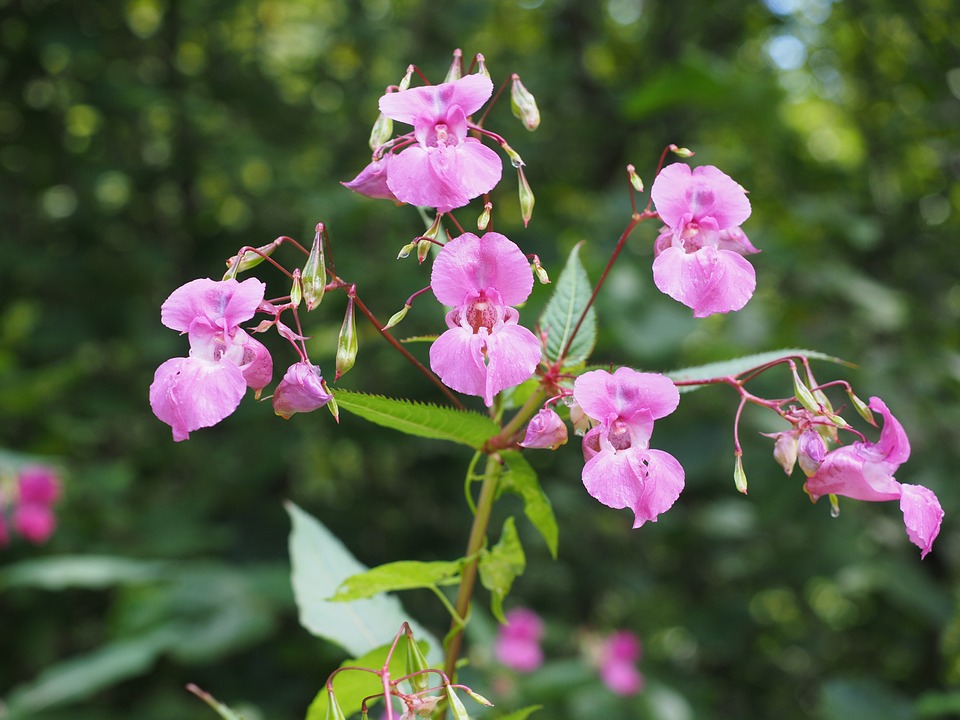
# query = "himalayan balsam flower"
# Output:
<box><xmin>804</xmin><ymin>396</ymin><xmax>944</xmax><ymax>558</ymax></box>
<box><xmin>429</xmin><ymin>232</ymin><xmax>541</xmax><ymax>406</ymax></box>
<box><xmin>651</xmin><ymin>163</ymin><xmax>758</xmax><ymax>317</ymax></box>
<box><xmin>375</xmin><ymin>74</ymin><xmax>502</xmax><ymax>212</ymax></box>
<box><xmin>494</xmin><ymin>607</ymin><xmax>544</xmax><ymax>672</ymax></box>
<box><xmin>13</xmin><ymin>503</ymin><xmax>57</xmax><ymax>544</ymax></box>
<box><xmin>599</xmin><ymin>631</ymin><xmax>644</xmax><ymax>696</ymax></box>
<box><xmin>272</xmin><ymin>362</ymin><xmax>333</xmax><ymax>419</ymax></box>
<box><xmin>573</xmin><ymin>368</ymin><xmax>684</xmax><ymax>527</ymax></box>
<box><xmin>520</xmin><ymin>407</ymin><xmax>568</xmax><ymax>449</ymax></box>
<box><xmin>150</xmin><ymin>278</ymin><xmax>273</xmax><ymax>441</ymax></box>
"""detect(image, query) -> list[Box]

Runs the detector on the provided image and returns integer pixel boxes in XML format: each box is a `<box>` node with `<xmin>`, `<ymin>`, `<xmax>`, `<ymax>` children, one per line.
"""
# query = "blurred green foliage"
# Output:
<box><xmin>1</xmin><ymin>0</ymin><xmax>958</xmax><ymax>718</ymax></box>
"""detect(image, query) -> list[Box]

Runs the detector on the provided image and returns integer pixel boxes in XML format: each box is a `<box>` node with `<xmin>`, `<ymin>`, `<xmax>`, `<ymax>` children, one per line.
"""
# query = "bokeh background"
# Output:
<box><xmin>2</xmin><ymin>0</ymin><xmax>959</xmax><ymax>718</ymax></box>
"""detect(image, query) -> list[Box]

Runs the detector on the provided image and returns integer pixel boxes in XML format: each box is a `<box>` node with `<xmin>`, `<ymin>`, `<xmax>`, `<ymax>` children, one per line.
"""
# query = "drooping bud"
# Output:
<box><xmin>336</xmin><ymin>297</ymin><xmax>358</xmax><ymax>380</ymax></box>
<box><xmin>510</xmin><ymin>73</ymin><xmax>540</xmax><ymax>131</ymax></box>
<box><xmin>771</xmin><ymin>431</ymin><xmax>799</xmax><ymax>476</ymax></box>
<box><xmin>272</xmin><ymin>362</ymin><xmax>333</xmax><ymax>419</ymax></box>
<box><xmin>326</xmin><ymin>389</ymin><xmax>339</xmax><ymax>423</ymax></box>
<box><xmin>463</xmin><ymin>689</ymin><xmax>494</xmax><ymax>708</ymax></box>
<box><xmin>302</xmin><ymin>223</ymin><xmax>327</xmax><ymax>311</ymax></box>
<box><xmin>444</xmin><ymin>48</ymin><xmax>463</xmax><ymax>83</ymax></box>
<box><xmin>627</xmin><ymin>164</ymin><xmax>644</xmax><ymax>193</ymax></box>
<box><xmin>797</xmin><ymin>428</ymin><xmax>827</xmax><ymax>477</ymax></box>
<box><xmin>223</xmin><ymin>239</ymin><xmax>282</xmax><ymax>279</ymax></box>
<box><xmin>520</xmin><ymin>408</ymin><xmax>568</xmax><ymax>450</ymax></box>
<box><xmin>383</xmin><ymin>304</ymin><xmax>410</xmax><ymax>330</ymax></box>
<box><xmin>398</xmin><ymin>65</ymin><xmax>414</xmax><ymax>91</ymax></box>
<box><xmin>669</xmin><ymin>144</ymin><xmax>695</xmax><ymax>158</ymax></box>
<box><xmin>566</xmin><ymin>398</ymin><xmax>592</xmax><ymax>436</ymax></box>
<box><xmin>848</xmin><ymin>389</ymin><xmax>876</xmax><ymax>425</ymax></box>
<box><xmin>791</xmin><ymin>365</ymin><xmax>820</xmax><ymax>414</ymax></box>
<box><xmin>290</xmin><ymin>268</ymin><xmax>302</xmax><ymax>308</ymax></box>
<box><xmin>734</xmin><ymin>454</ymin><xmax>748</xmax><ymax>494</ymax></box>
<box><xmin>397</xmin><ymin>240</ymin><xmax>418</xmax><ymax>259</ymax></box>
<box><xmin>417</xmin><ymin>237</ymin><xmax>432</xmax><ymax>264</ymax></box>
<box><xmin>828</xmin><ymin>493</ymin><xmax>840</xmax><ymax>518</ymax></box>
<box><xmin>477</xmin><ymin>201</ymin><xmax>492</xmax><ymax>232</ymax></box>
<box><xmin>501</xmin><ymin>142</ymin><xmax>525</xmax><ymax>168</ymax></box>
<box><xmin>518</xmin><ymin>166</ymin><xmax>534</xmax><ymax>227</ymax></box>
<box><xmin>368</xmin><ymin>111</ymin><xmax>393</xmax><ymax>151</ymax></box>
<box><xmin>445</xmin><ymin>686</ymin><xmax>470</xmax><ymax>720</ymax></box>
<box><xmin>475</xmin><ymin>53</ymin><xmax>491</xmax><ymax>80</ymax></box>
<box><xmin>531</xmin><ymin>255</ymin><xmax>550</xmax><ymax>285</ymax></box>
<box><xmin>404</xmin><ymin>628</ymin><xmax>432</xmax><ymax>694</ymax></box>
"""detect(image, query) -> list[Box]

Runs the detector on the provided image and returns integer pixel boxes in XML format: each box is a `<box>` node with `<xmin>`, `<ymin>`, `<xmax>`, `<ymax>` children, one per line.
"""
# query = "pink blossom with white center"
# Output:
<box><xmin>599</xmin><ymin>631</ymin><xmax>644</xmax><ymax>696</ymax></box>
<box><xmin>429</xmin><ymin>232</ymin><xmax>541</xmax><ymax>406</ymax></box>
<box><xmin>651</xmin><ymin>163</ymin><xmax>758</xmax><ymax>318</ymax></box>
<box><xmin>573</xmin><ymin>368</ymin><xmax>684</xmax><ymax>527</ymax></box>
<box><xmin>376</xmin><ymin>74</ymin><xmax>502</xmax><ymax>212</ymax></box>
<box><xmin>804</xmin><ymin>396</ymin><xmax>944</xmax><ymax>558</ymax></box>
<box><xmin>150</xmin><ymin>278</ymin><xmax>273</xmax><ymax>441</ymax></box>
<box><xmin>494</xmin><ymin>607</ymin><xmax>545</xmax><ymax>672</ymax></box>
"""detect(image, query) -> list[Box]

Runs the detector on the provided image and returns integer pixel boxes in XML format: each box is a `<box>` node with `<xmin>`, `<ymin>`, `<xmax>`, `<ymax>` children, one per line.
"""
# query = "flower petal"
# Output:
<box><xmin>341</xmin><ymin>156</ymin><xmax>399</xmax><ymax>201</ymax></box>
<box><xmin>581</xmin><ymin>447</ymin><xmax>684</xmax><ymax>527</ymax></box>
<box><xmin>431</xmin><ymin>232</ymin><xmax>533</xmax><ymax>307</ymax></box>
<box><xmin>379</xmin><ymin>74</ymin><xmax>494</xmax><ymax>125</ymax></box>
<box><xmin>483</xmin><ymin>323</ymin><xmax>542</xmax><ymax>405</ymax></box>
<box><xmin>899</xmin><ymin>483</ymin><xmax>944</xmax><ymax>559</ymax></box>
<box><xmin>429</xmin><ymin>326</ymin><xmax>489</xmax><ymax>401</ymax></box>
<box><xmin>868</xmin><ymin>396</ymin><xmax>911</xmax><ymax>467</ymax></box>
<box><xmin>803</xmin><ymin>445</ymin><xmax>901</xmax><ymax>502</ymax></box>
<box><xmin>573</xmin><ymin>368</ymin><xmax>679</xmax><ymax>425</ymax></box>
<box><xmin>652</xmin><ymin>246</ymin><xmax>756</xmax><ymax>317</ymax></box>
<box><xmin>161</xmin><ymin>278</ymin><xmax>265</xmax><ymax>333</ymax></box>
<box><xmin>149</xmin><ymin>356</ymin><xmax>246</xmax><ymax>441</ymax></box>
<box><xmin>272</xmin><ymin>362</ymin><xmax>332</xmax><ymax>419</ymax></box>
<box><xmin>651</xmin><ymin>163</ymin><xmax>751</xmax><ymax>230</ymax></box>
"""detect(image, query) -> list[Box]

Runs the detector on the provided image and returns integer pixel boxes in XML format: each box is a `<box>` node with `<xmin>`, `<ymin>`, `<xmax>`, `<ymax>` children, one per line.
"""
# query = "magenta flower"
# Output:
<box><xmin>376</xmin><ymin>74</ymin><xmax>502</xmax><ymax>212</ymax></box>
<box><xmin>573</xmin><ymin>368</ymin><xmax>684</xmax><ymax>527</ymax></box>
<box><xmin>272</xmin><ymin>362</ymin><xmax>333</xmax><ymax>419</ymax></box>
<box><xmin>150</xmin><ymin>278</ymin><xmax>273</xmax><ymax>441</ymax></box>
<box><xmin>429</xmin><ymin>232</ymin><xmax>541</xmax><ymax>406</ymax></box>
<box><xmin>650</xmin><ymin>163</ymin><xmax>758</xmax><ymax>317</ymax></box>
<box><xmin>341</xmin><ymin>155</ymin><xmax>399</xmax><ymax>202</ymax></box>
<box><xmin>494</xmin><ymin>607</ymin><xmax>544</xmax><ymax>672</ymax></box>
<box><xmin>17</xmin><ymin>466</ymin><xmax>62</xmax><ymax>505</ymax></box>
<box><xmin>520</xmin><ymin>407</ymin><xmax>568</xmax><ymax>450</ymax></box>
<box><xmin>13</xmin><ymin>503</ymin><xmax>57</xmax><ymax>544</ymax></box>
<box><xmin>804</xmin><ymin>396</ymin><xmax>944</xmax><ymax>558</ymax></box>
<box><xmin>599</xmin><ymin>631</ymin><xmax>644</xmax><ymax>696</ymax></box>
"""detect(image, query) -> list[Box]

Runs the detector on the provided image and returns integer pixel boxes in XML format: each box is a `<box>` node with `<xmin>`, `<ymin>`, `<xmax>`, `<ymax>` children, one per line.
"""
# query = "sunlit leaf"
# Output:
<box><xmin>331</xmin><ymin>559</ymin><xmax>465</xmax><ymax>602</ymax></box>
<box><xmin>539</xmin><ymin>242</ymin><xmax>596</xmax><ymax>368</ymax></box>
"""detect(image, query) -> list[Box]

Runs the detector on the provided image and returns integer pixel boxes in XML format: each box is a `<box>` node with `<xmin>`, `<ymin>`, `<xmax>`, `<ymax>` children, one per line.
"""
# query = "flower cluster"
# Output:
<box><xmin>1</xmin><ymin>465</ymin><xmax>62</xmax><ymax>546</ymax></box>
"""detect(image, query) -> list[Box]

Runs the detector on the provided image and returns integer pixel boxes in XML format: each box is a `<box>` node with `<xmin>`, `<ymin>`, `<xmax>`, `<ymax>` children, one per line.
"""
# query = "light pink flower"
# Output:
<box><xmin>599</xmin><ymin>631</ymin><xmax>644</xmax><ymax>696</ymax></box>
<box><xmin>804</xmin><ymin>396</ymin><xmax>944</xmax><ymax>558</ymax></box>
<box><xmin>429</xmin><ymin>232</ymin><xmax>541</xmax><ymax>406</ymax></box>
<box><xmin>573</xmin><ymin>368</ymin><xmax>684</xmax><ymax>527</ymax></box>
<box><xmin>150</xmin><ymin>278</ymin><xmax>273</xmax><ymax>441</ymax></box>
<box><xmin>341</xmin><ymin>156</ymin><xmax>399</xmax><ymax>202</ymax></box>
<box><xmin>520</xmin><ymin>407</ymin><xmax>568</xmax><ymax>450</ymax></box>
<box><xmin>494</xmin><ymin>607</ymin><xmax>544</xmax><ymax>672</ymax></box>
<box><xmin>376</xmin><ymin>74</ymin><xmax>502</xmax><ymax>212</ymax></box>
<box><xmin>273</xmin><ymin>362</ymin><xmax>333</xmax><ymax>419</ymax></box>
<box><xmin>651</xmin><ymin>163</ymin><xmax>757</xmax><ymax>317</ymax></box>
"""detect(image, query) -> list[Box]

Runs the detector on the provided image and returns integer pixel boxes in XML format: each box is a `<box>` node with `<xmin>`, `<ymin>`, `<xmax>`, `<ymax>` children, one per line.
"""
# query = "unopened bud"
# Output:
<box><xmin>520</xmin><ymin>408</ymin><xmax>568</xmax><ymax>450</ymax></box>
<box><xmin>368</xmin><ymin>112</ymin><xmax>393</xmax><ymax>151</ymax></box>
<box><xmin>797</xmin><ymin>429</ymin><xmax>827</xmax><ymax>477</ymax></box>
<box><xmin>464</xmin><ymin>689</ymin><xmax>494</xmax><ymax>708</ymax></box>
<box><xmin>478</xmin><ymin>202</ymin><xmax>492</xmax><ymax>231</ymax></box>
<box><xmin>510</xmin><ymin>73</ymin><xmax>540</xmax><ymax>131</ymax></box>
<box><xmin>290</xmin><ymin>269</ymin><xmax>302</xmax><ymax>308</ymax></box>
<box><xmin>417</xmin><ymin>238</ymin><xmax>432</xmax><ymax>264</ymax></box>
<box><xmin>326</xmin><ymin>387</ymin><xmax>340</xmax><ymax>423</ymax></box>
<box><xmin>627</xmin><ymin>164</ymin><xmax>644</xmax><ymax>193</ymax></box>
<box><xmin>848</xmin><ymin>390</ymin><xmax>876</xmax><ymax>425</ymax></box>
<box><xmin>404</xmin><ymin>632</ymin><xmax>431</xmax><ymax>693</ymax></box>
<box><xmin>325</xmin><ymin>689</ymin><xmax>346</xmax><ymax>720</ymax></box>
<box><xmin>734</xmin><ymin>454</ymin><xmax>748</xmax><ymax>494</ymax></box>
<box><xmin>422</xmin><ymin>213</ymin><xmax>442</xmax><ymax>240</ymax></box>
<box><xmin>302</xmin><ymin>224</ymin><xmax>327</xmax><ymax>311</ymax></box>
<box><xmin>444</xmin><ymin>48</ymin><xmax>463</xmax><ymax>83</ymax></box>
<box><xmin>397</xmin><ymin>241</ymin><xmax>417</xmax><ymax>259</ymax></box>
<box><xmin>532</xmin><ymin>256</ymin><xmax>550</xmax><ymax>284</ymax></box>
<box><xmin>384</xmin><ymin>304</ymin><xmax>410</xmax><ymax>330</ymax></box>
<box><xmin>336</xmin><ymin>298</ymin><xmax>358</xmax><ymax>380</ymax></box>
<box><xmin>224</xmin><ymin>239</ymin><xmax>282</xmax><ymax>279</ymax></box>
<box><xmin>772</xmin><ymin>432</ymin><xmax>799</xmax><ymax>476</ymax></box>
<box><xmin>518</xmin><ymin>166</ymin><xmax>534</xmax><ymax>227</ymax></box>
<box><xmin>669</xmin><ymin>144</ymin><xmax>695</xmax><ymax>157</ymax></box>
<box><xmin>792</xmin><ymin>366</ymin><xmax>820</xmax><ymax>414</ymax></box>
<box><xmin>828</xmin><ymin>494</ymin><xmax>840</xmax><ymax>518</ymax></box>
<box><xmin>501</xmin><ymin>142</ymin><xmax>525</xmax><ymax>169</ymax></box>
<box><xmin>398</xmin><ymin>65</ymin><xmax>414</xmax><ymax>91</ymax></box>
<box><xmin>445</xmin><ymin>687</ymin><xmax>470</xmax><ymax>720</ymax></box>
<box><xmin>475</xmin><ymin>53</ymin><xmax>491</xmax><ymax>80</ymax></box>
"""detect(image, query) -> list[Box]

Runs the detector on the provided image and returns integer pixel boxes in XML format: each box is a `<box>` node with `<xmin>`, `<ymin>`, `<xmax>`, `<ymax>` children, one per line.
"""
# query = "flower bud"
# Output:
<box><xmin>848</xmin><ymin>389</ymin><xmax>876</xmax><ymax>425</ymax></box>
<box><xmin>223</xmin><ymin>239</ymin><xmax>282</xmax><ymax>279</ymax></box>
<box><xmin>772</xmin><ymin>432</ymin><xmax>799</xmax><ymax>476</ymax></box>
<box><xmin>302</xmin><ymin>224</ymin><xmax>327</xmax><ymax>311</ymax></box>
<box><xmin>627</xmin><ymin>164</ymin><xmax>644</xmax><ymax>193</ymax></box>
<box><xmin>797</xmin><ymin>428</ymin><xmax>827</xmax><ymax>477</ymax></box>
<box><xmin>336</xmin><ymin>298</ymin><xmax>358</xmax><ymax>380</ymax></box>
<box><xmin>404</xmin><ymin>630</ymin><xmax>432</xmax><ymax>694</ymax></box>
<box><xmin>566</xmin><ymin>398</ymin><xmax>592</xmax><ymax>436</ymax></box>
<box><xmin>669</xmin><ymin>144</ymin><xmax>695</xmax><ymax>157</ymax></box>
<box><xmin>518</xmin><ymin>166</ymin><xmax>534</xmax><ymax>227</ymax></box>
<box><xmin>520</xmin><ymin>408</ymin><xmax>568</xmax><ymax>450</ymax></box>
<box><xmin>272</xmin><ymin>362</ymin><xmax>333</xmax><ymax>419</ymax></box>
<box><xmin>383</xmin><ymin>304</ymin><xmax>410</xmax><ymax>330</ymax></box>
<box><xmin>444</xmin><ymin>48</ymin><xmax>463</xmax><ymax>83</ymax></box>
<box><xmin>477</xmin><ymin>201</ymin><xmax>492</xmax><ymax>232</ymax></box>
<box><xmin>792</xmin><ymin>366</ymin><xmax>820</xmax><ymax>414</ymax></box>
<box><xmin>445</xmin><ymin>686</ymin><xmax>470</xmax><ymax>720</ymax></box>
<box><xmin>531</xmin><ymin>255</ymin><xmax>550</xmax><ymax>285</ymax></box>
<box><xmin>510</xmin><ymin>73</ymin><xmax>540</xmax><ymax>131</ymax></box>
<box><xmin>475</xmin><ymin>53</ymin><xmax>491</xmax><ymax>80</ymax></box>
<box><xmin>734</xmin><ymin>454</ymin><xmax>748</xmax><ymax>494</ymax></box>
<box><xmin>290</xmin><ymin>268</ymin><xmax>302</xmax><ymax>308</ymax></box>
<box><xmin>368</xmin><ymin>112</ymin><xmax>393</xmax><ymax>151</ymax></box>
<box><xmin>502</xmin><ymin>142</ymin><xmax>525</xmax><ymax>169</ymax></box>
<box><xmin>398</xmin><ymin>65</ymin><xmax>414</xmax><ymax>91</ymax></box>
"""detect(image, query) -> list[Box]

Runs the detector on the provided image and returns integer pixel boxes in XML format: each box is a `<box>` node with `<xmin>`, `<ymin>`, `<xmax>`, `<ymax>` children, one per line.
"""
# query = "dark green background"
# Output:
<box><xmin>1</xmin><ymin>0</ymin><xmax>959</xmax><ymax>718</ymax></box>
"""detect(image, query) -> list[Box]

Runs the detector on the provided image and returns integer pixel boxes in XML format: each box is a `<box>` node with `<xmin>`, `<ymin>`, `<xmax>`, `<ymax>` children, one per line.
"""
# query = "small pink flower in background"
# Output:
<box><xmin>13</xmin><ymin>503</ymin><xmax>57</xmax><ymax>544</ymax></box>
<box><xmin>651</xmin><ymin>163</ymin><xmax>757</xmax><ymax>318</ymax></box>
<box><xmin>494</xmin><ymin>607</ymin><xmax>544</xmax><ymax>672</ymax></box>
<box><xmin>573</xmin><ymin>368</ymin><xmax>684</xmax><ymax>527</ymax></box>
<box><xmin>0</xmin><ymin>503</ymin><xmax>9</xmax><ymax>547</ymax></box>
<box><xmin>17</xmin><ymin>466</ymin><xmax>62</xmax><ymax>505</ymax></box>
<box><xmin>599</xmin><ymin>631</ymin><xmax>644</xmax><ymax>696</ymax></box>
<box><xmin>429</xmin><ymin>232</ymin><xmax>541</xmax><ymax>406</ymax></box>
<box><xmin>150</xmin><ymin>278</ymin><xmax>273</xmax><ymax>441</ymax></box>
<box><xmin>520</xmin><ymin>407</ymin><xmax>568</xmax><ymax>449</ymax></box>
<box><xmin>804</xmin><ymin>396</ymin><xmax>944</xmax><ymax>558</ymax></box>
<box><xmin>374</xmin><ymin>74</ymin><xmax>502</xmax><ymax>212</ymax></box>
<box><xmin>3</xmin><ymin>465</ymin><xmax>63</xmax><ymax>545</ymax></box>
<box><xmin>272</xmin><ymin>362</ymin><xmax>333</xmax><ymax>419</ymax></box>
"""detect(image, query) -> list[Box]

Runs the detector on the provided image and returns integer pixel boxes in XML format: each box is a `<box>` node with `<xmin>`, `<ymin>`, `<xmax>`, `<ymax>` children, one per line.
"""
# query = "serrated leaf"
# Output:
<box><xmin>499</xmin><ymin>451</ymin><xmax>558</xmax><ymax>558</ymax></box>
<box><xmin>334</xmin><ymin>390</ymin><xmax>499</xmax><ymax>449</ymax></box>
<box><xmin>305</xmin><ymin>641</ymin><xmax>429</xmax><ymax>720</ymax></box>
<box><xmin>479</xmin><ymin>517</ymin><xmax>526</xmax><ymax>623</ymax></box>
<box><xmin>286</xmin><ymin>502</ymin><xmax>438</xmax><ymax>660</ymax></box>
<box><xmin>540</xmin><ymin>242</ymin><xmax>596</xmax><ymax>367</ymax></box>
<box><xmin>667</xmin><ymin>348</ymin><xmax>847</xmax><ymax>392</ymax></box>
<box><xmin>331</xmin><ymin>559</ymin><xmax>465</xmax><ymax>602</ymax></box>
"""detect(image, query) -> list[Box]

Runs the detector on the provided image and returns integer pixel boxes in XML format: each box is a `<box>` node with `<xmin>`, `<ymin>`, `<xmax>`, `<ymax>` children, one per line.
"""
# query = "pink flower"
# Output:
<box><xmin>376</xmin><ymin>74</ymin><xmax>502</xmax><ymax>212</ymax></box>
<box><xmin>599</xmin><ymin>631</ymin><xmax>644</xmax><ymax>696</ymax></box>
<box><xmin>494</xmin><ymin>608</ymin><xmax>544</xmax><ymax>672</ymax></box>
<box><xmin>804</xmin><ymin>396</ymin><xmax>944</xmax><ymax>558</ymax></box>
<box><xmin>272</xmin><ymin>362</ymin><xmax>333</xmax><ymax>419</ymax></box>
<box><xmin>17</xmin><ymin>466</ymin><xmax>61</xmax><ymax>505</ymax></box>
<box><xmin>520</xmin><ymin>407</ymin><xmax>568</xmax><ymax>450</ymax></box>
<box><xmin>341</xmin><ymin>155</ymin><xmax>399</xmax><ymax>202</ymax></box>
<box><xmin>13</xmin><ymin>502</ymin><xmax>57</xmax><ymax>544</ymax></box>
<box><xmin>429</xmin><ymin>232</ymin><xmax>541</xmax><ymax>406</ymax></box>
<box><xmin>573</xmin><ymin>368</ymin><xmax>684</xmax><ymax>527</ymax></box>
<box><xmin>650</xmin><ymin>163</ymin><xmax>757</xmax><ymax>317</ymax></box>
<box><xmin>150</xmin><ymin>278</ymin><xmax>273</xmax><ymax>441</ymax></box>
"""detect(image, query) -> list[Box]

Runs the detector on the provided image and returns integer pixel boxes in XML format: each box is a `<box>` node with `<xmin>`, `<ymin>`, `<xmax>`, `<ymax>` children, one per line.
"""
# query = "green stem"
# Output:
<box><xmin>442</xmin><ymin>454</ymin><xmax>502</xmax><ymax>683</ymax></box>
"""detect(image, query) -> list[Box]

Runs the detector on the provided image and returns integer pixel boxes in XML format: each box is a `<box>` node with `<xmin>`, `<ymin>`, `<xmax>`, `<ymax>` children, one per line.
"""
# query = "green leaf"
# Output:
<box><xmin>0</xmin><ymin>555</ymin><xmax>169</xmax><ymax>590</ymax></box>
<box><xmin>539</xmin><ymin>242</ymin><xmax>596</xmax><ymax>367</ymax></box>
<box><xmin>305</xmin><ymin>641</ymin><xmax>429</xmax><ymax>720</ymax></box>
<box><xmin>286</xmin><ymin>502</ymin><xmax>438</xmax><ymax>660</ymax></box>
<box><xmin>495</xmin><ymin>706</ymin><xmax>543</xmax><ymax>720</ymax></box>
<box><xmin>331</xmin><ymin>559</ymin><xmax>465</xmax><ymax>602</ymax></box>
<box><xmin>479</xmin><ymin>517</ymin><xmax>526</xmax><ymax>623</ymax></box>
<box><xmin>499</xmin><ymin>451</ymin><xmax>559</xmax><ymax>558</ymax></box>
<box><xmin>334</xmin><ymin>390</ymin><xmax>499</xmax><ymax>449</ymax></box>
<box><xmin>666</xmin><ymin>348</ymin><xmax>847</xmax><ymax>392</ymax></box>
